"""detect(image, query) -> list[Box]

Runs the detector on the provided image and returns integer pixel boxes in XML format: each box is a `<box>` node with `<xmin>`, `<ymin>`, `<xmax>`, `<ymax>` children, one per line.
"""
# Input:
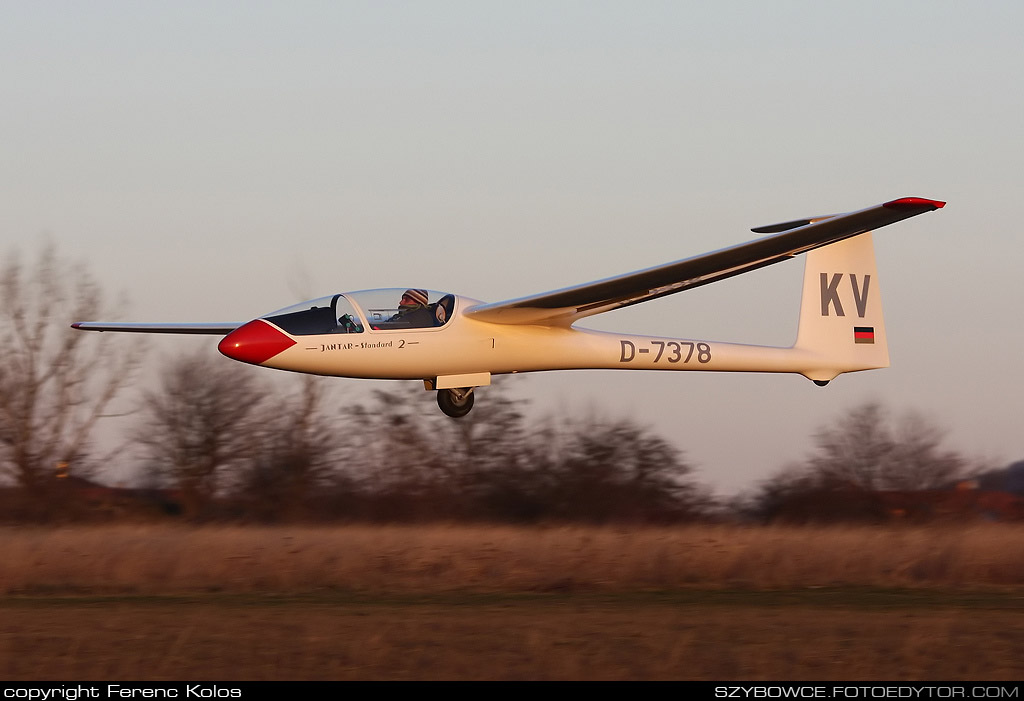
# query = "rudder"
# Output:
<box><xmin>794</xmin><ymin>232</ymin><xmax>889</xmax><ymax>383</ymax></box>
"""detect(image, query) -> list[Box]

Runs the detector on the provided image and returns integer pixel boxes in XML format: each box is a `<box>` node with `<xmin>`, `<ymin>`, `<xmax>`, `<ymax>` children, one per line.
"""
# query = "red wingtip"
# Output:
<box><xmin>883</xmin><ymin>197</ymin><xmax>946</xmax><ymax>210</ymax></box>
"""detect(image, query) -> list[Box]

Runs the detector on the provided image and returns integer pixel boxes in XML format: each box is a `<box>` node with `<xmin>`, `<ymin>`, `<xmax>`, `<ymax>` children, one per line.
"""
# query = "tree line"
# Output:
<box><xmin>0</xmin><ymin>245</ymin><xmax>996</xmax><ymax>523</ymax></box>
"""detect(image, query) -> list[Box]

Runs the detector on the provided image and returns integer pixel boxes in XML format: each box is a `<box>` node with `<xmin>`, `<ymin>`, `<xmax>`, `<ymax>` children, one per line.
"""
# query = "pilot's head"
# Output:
<box><xmin>399</xmin><ymin>289</ymin><xmax>429</xmax><ymax>309</ymax></box>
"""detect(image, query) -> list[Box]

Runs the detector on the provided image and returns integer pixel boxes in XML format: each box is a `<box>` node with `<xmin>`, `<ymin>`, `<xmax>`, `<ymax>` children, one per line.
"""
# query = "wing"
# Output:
<box><xmin>71</xmin><ymin>322</ymin><xmax>241</xmax><ymax>335</ymax></box>
<box><xmin>464</xmin><ymin>197</ymin><xmax>945</xmax><ymax>326</ymax></box>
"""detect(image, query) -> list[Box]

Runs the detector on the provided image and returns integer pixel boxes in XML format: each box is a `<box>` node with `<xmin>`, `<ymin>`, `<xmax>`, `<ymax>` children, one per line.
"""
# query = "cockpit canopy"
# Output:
<box><xmin>262</xmin><ymin>289</ymin><xmax>455</xmax><ymax>336</ymax></box>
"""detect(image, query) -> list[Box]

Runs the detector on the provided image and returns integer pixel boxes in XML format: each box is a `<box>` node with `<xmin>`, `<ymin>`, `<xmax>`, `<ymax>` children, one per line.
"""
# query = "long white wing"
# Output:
<box><xmin>464</xmin><ymin>197</ymin><xmax>944</xmax><ymax>326</ymax></box>
<box><xmin>71</xmin><ymin>322</ymin><xmax>241</xmax><ymax>335</ymax></box>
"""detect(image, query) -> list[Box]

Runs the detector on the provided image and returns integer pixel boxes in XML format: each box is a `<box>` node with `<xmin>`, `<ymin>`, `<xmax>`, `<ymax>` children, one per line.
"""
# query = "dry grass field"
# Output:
<box><xmin>1</xmin><ymin>524</ymin><xmax>1023</xmax><ymax>680</ymax></box>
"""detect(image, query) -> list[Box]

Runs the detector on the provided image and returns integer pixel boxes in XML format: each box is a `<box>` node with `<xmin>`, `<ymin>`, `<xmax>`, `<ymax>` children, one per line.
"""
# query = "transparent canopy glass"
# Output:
<box><xmin>261</xmin><ymin>289</ymin><xmax>454</xmax><ymax>335</ymax></box>
<box><xmin>262</xmin><ymin>294</ymin><xmax>363</xmax><ymax>335</ymax></box>
<box><xmin>346</xmin><ymin>289</ymin><xmax>454</xmax><ymax>330</ymax></box>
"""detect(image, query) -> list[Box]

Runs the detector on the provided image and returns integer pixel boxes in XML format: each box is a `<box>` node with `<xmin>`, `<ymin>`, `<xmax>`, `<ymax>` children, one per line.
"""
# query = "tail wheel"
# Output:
<box><xmin>437</xmin><ymin>387</ymin><xmax>475</xmax><ymax>418</ymax></box>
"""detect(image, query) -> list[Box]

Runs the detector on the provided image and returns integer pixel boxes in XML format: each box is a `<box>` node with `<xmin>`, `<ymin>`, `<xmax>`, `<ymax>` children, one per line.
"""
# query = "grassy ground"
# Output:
<box><xmin>1</xmin><ymin>524</ymin><xmax>1022</xmax><ymax>680</ymax></box>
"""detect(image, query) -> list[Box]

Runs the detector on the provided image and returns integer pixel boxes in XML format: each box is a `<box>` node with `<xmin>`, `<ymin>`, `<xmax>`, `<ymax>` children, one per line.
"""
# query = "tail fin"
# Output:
<box><xmin>794</xmin><ymin>232</ymin><xmax>889</xmax><ymax>384</ymax></box>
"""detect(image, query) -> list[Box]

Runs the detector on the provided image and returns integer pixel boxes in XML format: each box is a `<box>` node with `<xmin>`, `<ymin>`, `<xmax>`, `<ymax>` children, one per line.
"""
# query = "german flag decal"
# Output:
<box><xmin>854</xmin><ymin>326</ymin><xmax>875</xmax><ymax>344</ymax></box>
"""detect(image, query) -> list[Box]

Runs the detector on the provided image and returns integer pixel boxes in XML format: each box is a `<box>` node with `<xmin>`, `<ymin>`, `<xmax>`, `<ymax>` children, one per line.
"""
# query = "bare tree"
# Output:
<box><xmin>340</xmin><ymin>385</ymin><xmax>446</xmax><ymax>497</ymax></box>
<box><xmin>884</xmin><ymin>411</ymin><xmax>969</xmax><ymax>490</ymax></box>
<box><xmin>742</xmin><ymin>401</ymin><xmax>974</xmax><ymax>522</ymax></box>
<box><xmin>132</xmin><ymin>351</ymin><xmax>267</xmax><ymax>517</ymax></box>
<box><xmin>807</xmin><ymin>401</ymin><xmax>895</xmax><ymax>490</ymax></box>
<box><xmin>808</xmin><ymin>402</ymin><xmax>967</xmax><ymax>491</ymax></box>
<box><xmin>237</xmin><ymin>375</ymin><xmax>344</xmax><ymax>520</ymax></box>
<box><xmin>335</xmin><ymin>379</ymin><xmax>540</xmax><ymax>520</ymax></box>
<box><xmin>0</xmin><ymin>244</ymin><xmax>139</xmax><ymax>497</ymax></box>
<box><xmin>545</xmin><ymin>414</ymin><xmax>709</xmax><ymax>522</ymax></box>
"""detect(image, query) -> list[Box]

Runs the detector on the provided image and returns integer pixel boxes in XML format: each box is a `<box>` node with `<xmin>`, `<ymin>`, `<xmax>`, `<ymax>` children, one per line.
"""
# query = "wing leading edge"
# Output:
<box><xmin>71</xmin><ymin>322</ymin><xmax>241</xmax><ymax>335</ymax></box>
<box><xmin>464</xmin><ymin>197</ymin><xmax>944</xmax><ymax>327</ymax></box>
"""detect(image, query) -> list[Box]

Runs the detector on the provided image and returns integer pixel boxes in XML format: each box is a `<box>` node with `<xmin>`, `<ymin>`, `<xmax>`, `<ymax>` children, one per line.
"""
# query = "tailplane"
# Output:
<box><xmin>793</xmin><ymin>232</ymin><xmax>889</xmax><ymax>383</ymax></box>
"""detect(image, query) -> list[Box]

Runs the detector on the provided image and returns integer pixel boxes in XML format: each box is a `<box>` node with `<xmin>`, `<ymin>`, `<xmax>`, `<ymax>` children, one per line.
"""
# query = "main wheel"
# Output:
<box><xmin>437</xmin><ymin>388</ymin><xmax>475</xmax><ymax>418</ymax></box>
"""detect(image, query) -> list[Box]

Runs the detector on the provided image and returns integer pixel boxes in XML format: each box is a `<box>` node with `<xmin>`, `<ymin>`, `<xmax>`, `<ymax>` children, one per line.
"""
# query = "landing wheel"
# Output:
<box><xmin>437</xmin><ymin>388</ymin><xmax>475</xmax><ymax>418</ymax></box>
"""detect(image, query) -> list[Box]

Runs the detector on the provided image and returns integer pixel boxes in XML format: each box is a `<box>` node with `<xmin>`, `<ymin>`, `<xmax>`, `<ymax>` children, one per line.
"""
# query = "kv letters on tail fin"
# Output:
<box><xmin>794</xmin><ymin>232</ymin><xmax>889</xmax><ymax>383</ymax></box>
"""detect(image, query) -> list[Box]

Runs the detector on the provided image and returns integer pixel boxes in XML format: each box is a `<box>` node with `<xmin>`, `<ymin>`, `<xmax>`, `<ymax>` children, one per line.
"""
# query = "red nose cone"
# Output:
<box><xmin>218</xmin><ymin>320</ymin><xmax>296</xmax><ymax>365</ymax></box>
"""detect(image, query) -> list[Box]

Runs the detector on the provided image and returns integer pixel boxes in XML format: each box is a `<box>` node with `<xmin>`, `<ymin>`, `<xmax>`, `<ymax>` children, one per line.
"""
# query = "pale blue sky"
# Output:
<box><xmin>4</xmin><ymin>1</ymin><xmax>1022</xmax><ymax>493</ymax></box>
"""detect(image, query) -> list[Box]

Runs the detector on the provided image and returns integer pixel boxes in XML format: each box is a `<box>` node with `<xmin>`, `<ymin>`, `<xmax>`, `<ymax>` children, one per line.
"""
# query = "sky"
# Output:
<box><xmin>3</xmin><ymin>1</ymin><xmax>1023</xmax><ymax>495</ymax></box>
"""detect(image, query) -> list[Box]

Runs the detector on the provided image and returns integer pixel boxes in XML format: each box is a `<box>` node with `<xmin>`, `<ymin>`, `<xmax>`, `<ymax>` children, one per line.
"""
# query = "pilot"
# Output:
<box><xmin>388</xmin><ymin>289</ymin><xmax>434</xmax><ymax>327</ymax></box>
<box><xmin>398</xmin><ymin>289</ymin><xmax>429</xmax><ymax>313</ymax></box>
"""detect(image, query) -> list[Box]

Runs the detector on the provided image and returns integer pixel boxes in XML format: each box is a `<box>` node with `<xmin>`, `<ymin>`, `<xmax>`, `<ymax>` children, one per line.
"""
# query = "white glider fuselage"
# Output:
<box><xmin>249</xmin><ymin>300</ymin><xmax>824</xmax><ymax>381</ymax></box>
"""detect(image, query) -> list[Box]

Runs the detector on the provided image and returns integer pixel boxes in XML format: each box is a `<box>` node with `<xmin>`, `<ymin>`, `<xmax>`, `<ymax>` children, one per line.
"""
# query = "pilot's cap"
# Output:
<box><xmin>402</xmin><ymin>289</ymin><xmax>429</xmax><ymax>307</ymax></box>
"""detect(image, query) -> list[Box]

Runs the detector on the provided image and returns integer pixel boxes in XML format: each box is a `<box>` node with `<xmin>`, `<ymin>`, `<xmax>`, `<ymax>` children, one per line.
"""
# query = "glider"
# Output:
<box><xmin>73</xmin><ymin>197</ymin><xmax>945</xmax><ymax>417</ymax></box>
